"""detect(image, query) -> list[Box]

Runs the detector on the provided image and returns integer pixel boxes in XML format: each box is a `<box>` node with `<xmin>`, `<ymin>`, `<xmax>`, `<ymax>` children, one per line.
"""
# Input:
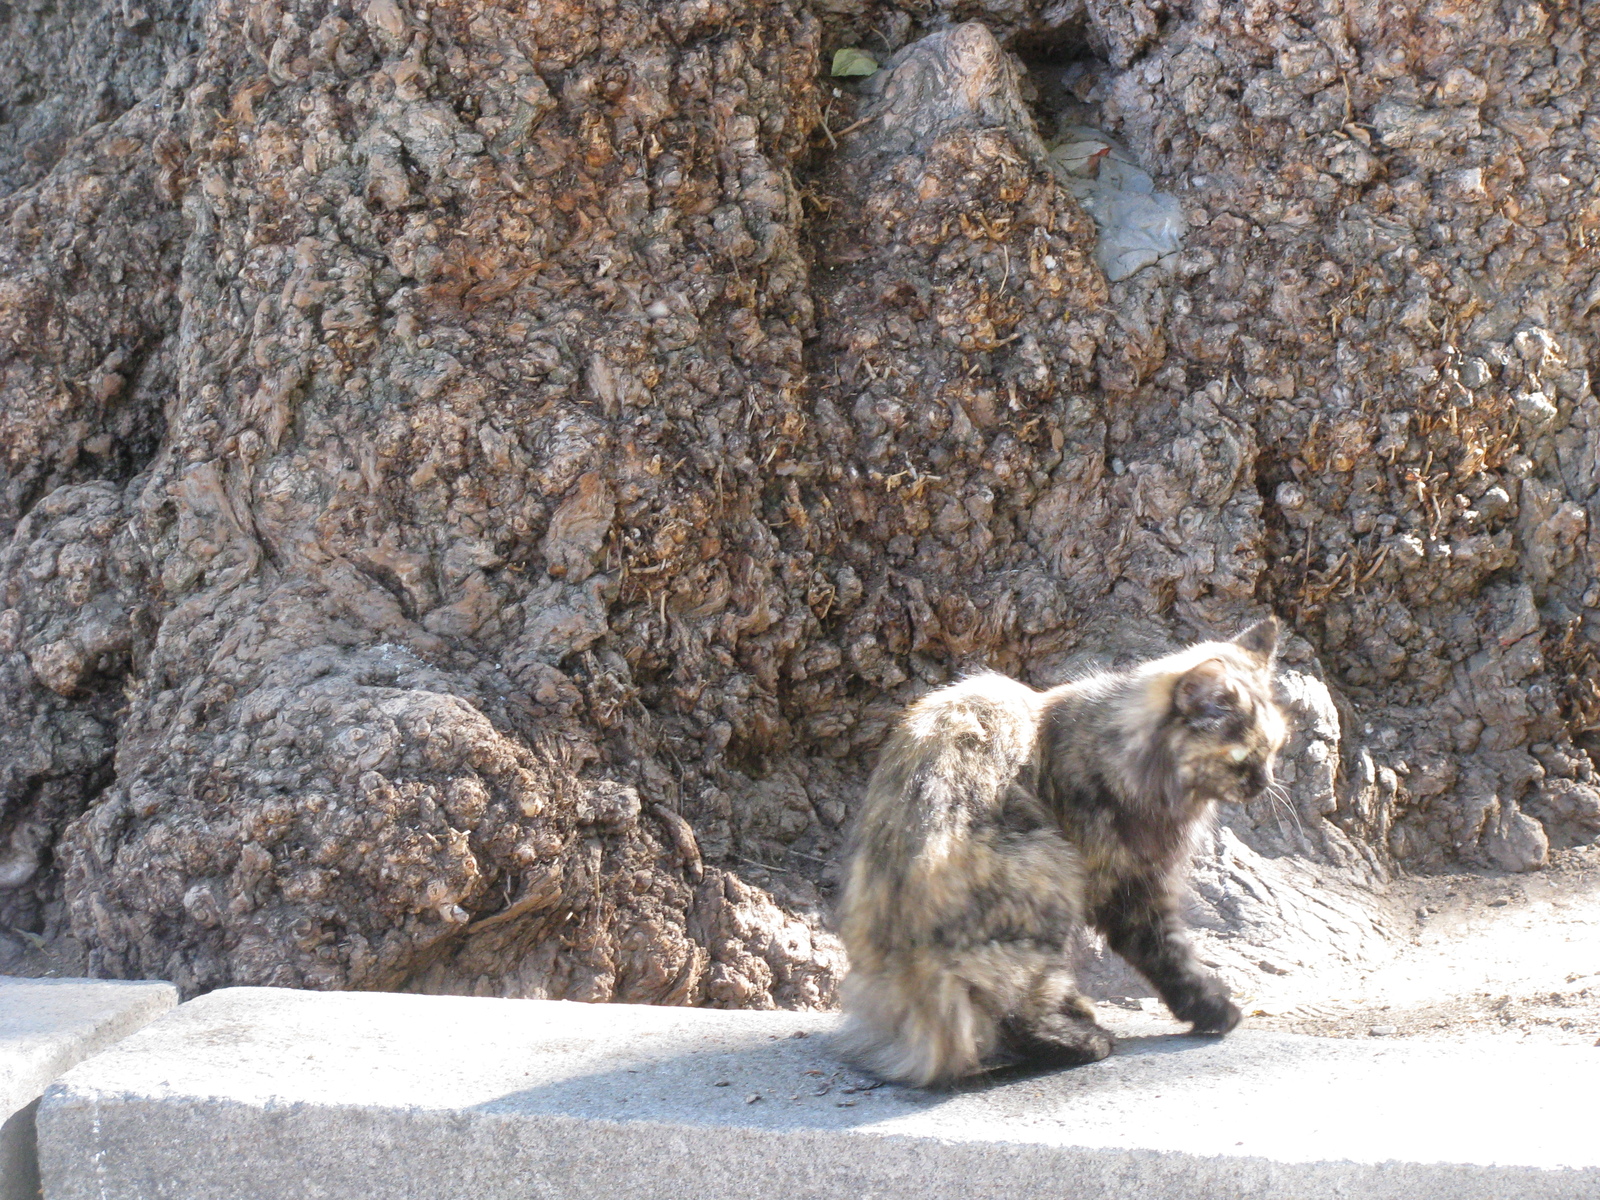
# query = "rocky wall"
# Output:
<box><xmin>0</xmin><ymin>0</ymin><xmax>1596</xmax><ymax>1001</ymax></box>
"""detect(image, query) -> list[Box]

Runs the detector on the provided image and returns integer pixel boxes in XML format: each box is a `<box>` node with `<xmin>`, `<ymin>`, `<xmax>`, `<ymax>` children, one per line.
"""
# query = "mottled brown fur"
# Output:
<box><xmin>836</xmin><ymin>620</ymin><xmax>1286</xmax><ymax>1086</ymax></box>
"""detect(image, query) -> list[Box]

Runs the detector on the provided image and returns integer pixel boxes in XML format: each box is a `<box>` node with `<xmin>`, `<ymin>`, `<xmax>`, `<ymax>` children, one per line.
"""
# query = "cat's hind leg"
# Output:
<box><xmin>1001</xmin><ymin>1011</ymin><xmax>1115</xmax><ymax>1068</ymax></box>
<box><xmin>993</xmin><ymin>969</ymin><xmax>1115</xmax><ymax>1069</ymax></box>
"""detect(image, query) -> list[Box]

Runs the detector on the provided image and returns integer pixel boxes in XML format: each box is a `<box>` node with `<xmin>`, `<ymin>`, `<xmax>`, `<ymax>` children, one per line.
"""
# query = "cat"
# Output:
<box><xmin>835</xmin><ymin>618</ymin><xmax>1286</xmax><ymax>1086</ymax></box>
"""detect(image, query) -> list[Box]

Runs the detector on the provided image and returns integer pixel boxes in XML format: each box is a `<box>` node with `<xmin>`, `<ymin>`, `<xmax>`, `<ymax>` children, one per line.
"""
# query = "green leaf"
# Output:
<box><xmin>831</xmin><ymin>47</ymin><xmax>878</xmax><ymax>77</ymax></box>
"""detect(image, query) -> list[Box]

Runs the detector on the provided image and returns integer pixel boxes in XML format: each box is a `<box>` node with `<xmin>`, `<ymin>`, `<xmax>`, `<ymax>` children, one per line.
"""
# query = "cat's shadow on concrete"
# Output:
<box><xmin>471</xmin><ymin>1026</ymin><xmax>1222</xmax><ymax>1132</ymax></box>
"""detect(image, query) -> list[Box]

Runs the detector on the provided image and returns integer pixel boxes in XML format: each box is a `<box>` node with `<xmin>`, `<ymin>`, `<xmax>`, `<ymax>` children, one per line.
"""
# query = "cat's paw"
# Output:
<box><xmin>1179</xmin><ymin>986</ymin><xmax>1241</xmax><ymax>1035</ymax></box>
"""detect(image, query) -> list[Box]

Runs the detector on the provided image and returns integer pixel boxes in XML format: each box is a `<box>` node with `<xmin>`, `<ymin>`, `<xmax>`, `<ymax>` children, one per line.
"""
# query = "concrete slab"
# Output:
<box><xmin>38</xmin><ymin>987</ymin><xmax>1600</xmax><ymax>1200</ymax></box>
<box><xmin>0</xmin><ymin>976</ymin><xmax>179</xmax><ymax>1122</ymax></box>
<box><xmin>1</xmin><ymin>976</ymin><xmax>176</xmax><ymax>1200</ymax></box>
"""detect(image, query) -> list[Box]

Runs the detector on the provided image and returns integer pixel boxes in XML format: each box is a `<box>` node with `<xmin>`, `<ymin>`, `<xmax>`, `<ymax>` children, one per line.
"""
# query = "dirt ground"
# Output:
<box><xmin>1092</xmin><ymin>845</ymin><xmax>1600</xmax><ymax>1049</ymax></box>
<box><xmin>1247</xmin><ymin>845</ymin><xmax>1600</xmax><ymax>1048</ymax></box>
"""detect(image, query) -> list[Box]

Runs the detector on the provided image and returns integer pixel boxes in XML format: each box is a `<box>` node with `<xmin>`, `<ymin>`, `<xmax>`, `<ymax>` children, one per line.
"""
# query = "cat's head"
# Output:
<box><xmin>1158</xmin><ymin>617</ymin><xmax>1287</xmax><ymax>804</ymax></box>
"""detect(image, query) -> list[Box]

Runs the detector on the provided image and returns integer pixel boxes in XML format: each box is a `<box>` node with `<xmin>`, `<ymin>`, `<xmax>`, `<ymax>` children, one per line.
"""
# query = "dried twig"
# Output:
<box><xmin>833</xmin><ymin>113</ymin><xmax>879</xmax><ymax>138</ymax></box>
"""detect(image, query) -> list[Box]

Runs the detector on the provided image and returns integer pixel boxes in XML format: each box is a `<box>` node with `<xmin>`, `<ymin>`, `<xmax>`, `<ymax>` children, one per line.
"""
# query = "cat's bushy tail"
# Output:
<box><xmin>833</xmin><ymin>671</ymin><xmax>1065</xmax><ymax>1086</ymax></box>
<box><xmin>835</xmin><ymin>957</ymin><xmax>995</xmax><ymax>1087</ymax></box>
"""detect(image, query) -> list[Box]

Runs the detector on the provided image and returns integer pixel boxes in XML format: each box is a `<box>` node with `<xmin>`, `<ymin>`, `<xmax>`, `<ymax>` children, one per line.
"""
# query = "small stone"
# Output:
<box><xmin>713</xmin><ymin>1080</ymin><xmax>730</xmax><ymax>1087</ymax></box>
<box><xmin>836</xmin><ymin>1099</ymin><xmax>857</xmax><ymax>1107</ymax></box>
<box><xmin>745</xmin><ymin>1093</ymin><xmax>761</xmax><ymax>1104</ymax></box>
<box><xmin>1389</xmin><ymin>532</ymin><xmax>1426</xmax><ymax>569</ymax></box>
<box><xmin>27</xmin><ymin>637</ymin><xmax>88</xmax><ymax>696</ymax></box>
<box><xmin>1274</xmin><ymin>482</ymin><xmax>1307</xmax><ymax>511</ymax></box>
<box><xmin>1477</xmin><ymin>486</ymin><xmax>1513</xmax><ymax>520</ymax></box>
<box><xmin>1459</xmin><ymin>357</ymin><xmax>1491</xmax><ymax>389</ymax></box>
<box><xmin>1513</xmin><ymin>390</ymin><xmax>1558</xmax><ymax>427</ymax></box>
<box><xmin>1433</xmin><ymin>68</ymin><xmax>1486</xmax><ymax>107</ymax></box>
<box><xmin>1368</xmin><ymin>1025</ymin><xmax>1397</xmax><ymax>1037</ymax></box>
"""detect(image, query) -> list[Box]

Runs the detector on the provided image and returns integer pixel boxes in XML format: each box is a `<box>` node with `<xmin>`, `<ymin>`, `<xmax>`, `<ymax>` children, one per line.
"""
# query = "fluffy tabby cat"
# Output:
<box><xmin>836</xmin><ymin>619</ymin><xmax>1286</xmax><ymax>1086</ymax></box>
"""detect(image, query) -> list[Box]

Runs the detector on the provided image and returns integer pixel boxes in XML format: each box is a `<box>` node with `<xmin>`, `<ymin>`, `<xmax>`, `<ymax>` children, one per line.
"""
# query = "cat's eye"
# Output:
<box><xmin>1228</xmin><ymin>745</ymin><xmax>1249</xmax><ymax>763</ymax></box>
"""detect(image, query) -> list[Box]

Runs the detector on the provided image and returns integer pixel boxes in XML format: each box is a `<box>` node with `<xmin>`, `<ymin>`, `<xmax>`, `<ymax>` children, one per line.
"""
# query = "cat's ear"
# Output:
<box><xmin>1233</xmin><ymin>616</ymin><xmax>1280</xmax><ymax>664</ymax></box>
<box><xmin>1174</xmin><ymin>659</ymin><xmax>1236</xmax><ymax>718</ymax></box>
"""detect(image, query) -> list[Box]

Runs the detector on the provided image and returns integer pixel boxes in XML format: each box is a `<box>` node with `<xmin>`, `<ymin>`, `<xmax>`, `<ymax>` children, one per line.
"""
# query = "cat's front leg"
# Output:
<box><xmin>1094</xmin><ymin>877</ymin><xmax>1241</xmax><ymax>1035</ymax></box>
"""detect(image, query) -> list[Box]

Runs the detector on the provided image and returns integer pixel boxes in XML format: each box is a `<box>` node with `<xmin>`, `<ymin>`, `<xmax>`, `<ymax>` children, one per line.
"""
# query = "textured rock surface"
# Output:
<box><xmin>0</xmin><ymin>0</ymin><xmax>1597</xmax><ymax>1006</ymax></box>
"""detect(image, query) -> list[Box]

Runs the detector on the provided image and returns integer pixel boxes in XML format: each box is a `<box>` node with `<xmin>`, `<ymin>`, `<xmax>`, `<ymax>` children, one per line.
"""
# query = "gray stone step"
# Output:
<box><xmin>2</xmin><ymin>976</ymin><xmax>177</xmax><ymax>1200</ymax></box>
<box><xmin>38</xmin><ymin>987</ymin><xmax>1600</xmax><ymax>1200</ymax></box>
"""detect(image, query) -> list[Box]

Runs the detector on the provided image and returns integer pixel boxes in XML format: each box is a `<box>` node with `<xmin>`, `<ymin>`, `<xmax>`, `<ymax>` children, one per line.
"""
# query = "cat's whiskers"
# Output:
<box><xmin>1261</xmin><ymin>780</ymin><xmax>1305</xmax><ymax>844</ymax></box>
